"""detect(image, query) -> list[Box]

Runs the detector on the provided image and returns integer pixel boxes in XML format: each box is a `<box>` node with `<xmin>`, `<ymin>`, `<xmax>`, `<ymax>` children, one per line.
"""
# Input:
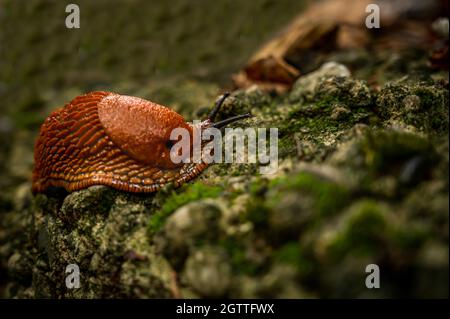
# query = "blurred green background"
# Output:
<box><xmin>0</xmin><ymin>0</ymin><xmax>305</xmax><ymax>127</ymax></box>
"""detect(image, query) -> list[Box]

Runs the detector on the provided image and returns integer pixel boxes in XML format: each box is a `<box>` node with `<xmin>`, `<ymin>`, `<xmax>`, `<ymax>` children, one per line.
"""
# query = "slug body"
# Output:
<box><xmin>32</xmin><ymin>91</ymin><xmax>249</xmax><ymax>193</ymax></box>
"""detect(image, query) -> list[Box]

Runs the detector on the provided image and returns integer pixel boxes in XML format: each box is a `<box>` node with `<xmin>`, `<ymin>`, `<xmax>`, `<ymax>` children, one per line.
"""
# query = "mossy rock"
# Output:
<box><xmin>376</xmin><ymin>80</ymin><xmax>449</xmax><ymax>134</ymax></box>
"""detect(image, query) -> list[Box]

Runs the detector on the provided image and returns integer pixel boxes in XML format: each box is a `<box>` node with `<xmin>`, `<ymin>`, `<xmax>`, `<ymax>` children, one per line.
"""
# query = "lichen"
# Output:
<box><xmin>376</xmin><ymin>80</ymin><xmax>449</xmax><ymax>134</ymax></box>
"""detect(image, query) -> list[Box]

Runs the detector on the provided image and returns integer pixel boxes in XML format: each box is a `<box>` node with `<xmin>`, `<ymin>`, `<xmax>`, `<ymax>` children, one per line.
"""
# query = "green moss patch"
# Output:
<box><xmin>147</xmin><ymin>182</ymin><xmax>222</xmax><ymax>235</ymax></box>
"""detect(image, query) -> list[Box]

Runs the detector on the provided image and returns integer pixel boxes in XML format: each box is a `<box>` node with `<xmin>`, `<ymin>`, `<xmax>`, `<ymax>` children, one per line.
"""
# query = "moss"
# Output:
<box><xmin>277</xmin><ymin>116</ymin><xmax>336</xmax><ymax>160</ymax></box>
<box><xmin>239</xmin><ymin>178</ymin><xmax>272</xmax><ymax>228</ymax></box>
<box><xmin>274</xmin><ymin>242</ymin><xmax>301</xmax><ymax>265</ymax></box>
<box><xmin>241</xmin><ymin>172</ymin><xmax>351</xmax><ymax>240</ymax></box>
<box><xmin>323</xmin><ymin>198</ymin><xmax>430</xmax><ymax>265</ymax></box>
<box><xmin>244</xmin><ymin>201</ymin><xmax>271</xmax><ymax>229</ymax></box>
<box><xmin>289</xmin><ymin>102</ymin><xmax>372</xmax><ymax>130</ymax></box>
<box><xmin>333</xmin><ymin>129</ymin><xmax>441</xmax><ymax>198</ymax></box>
<box><xmin>376</xmin><ymin>81</ymin><xmax>449</xmax><ymax>134</ymax></box>
<box><xmin>361</xmin><ymin>130</ymin><xmax>436</xmax><ymax>174</ymax></box>
<box><xmin>59</xmin><ymin>186</ymin><xmax>116</xmax><ymax>223</ymax></box>
<box><xmin>273</xmin><ymin>242</ymin><xmax>314</xmax><ymax>277</ymax></box>
<box><xmin>390</xmin><ymin>223</ymin><xmax>428</xmax><ymax>251</ymax></box>
<box><xmin>147</xmin><ymin>182</ymin><xmax>222</xmax><ymax>235</ymax></box>
<box><xmin>343</xmin><ymin>130</ymin><xmax>440</xmax><ymax>194</ymax></box>
<box><xmin>400</xmin><ymin>180</ymin><xmax>449</xmax><ymax>243</ymax></box>
<box><xmin>276</xmin><ymin>77</ymin><xmax>375</xmax><ymax>161</ymax></box>
<box><xmin>268</xmin><ymin>171</ymin><xmax>351</xmax><ymax>219</ymax></box>
<box><xmin>248</xmin><ymin>177</ymin><xmax>270</xmax><ymax>197</ymax></box>
<box><xmin>219</xmin><ymin>238</ymin><xmax>261</xmax><ymax>276</ymax></box>
<box><xmin>326</xmin><ymin>200</ymin><xmax>388</xmax><ymax>260</ymax></box>
<box><xmin>313</xmin><ymin>76</ymin><xmax>373</xmax><ymax>109</ymax></box>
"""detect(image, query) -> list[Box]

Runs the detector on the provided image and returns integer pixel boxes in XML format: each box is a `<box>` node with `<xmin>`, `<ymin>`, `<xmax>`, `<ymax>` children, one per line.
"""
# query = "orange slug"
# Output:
<box><xmin>32</xmin><ymin>91</ymin><xmax>250</xmax><ymax>193</ymax></box>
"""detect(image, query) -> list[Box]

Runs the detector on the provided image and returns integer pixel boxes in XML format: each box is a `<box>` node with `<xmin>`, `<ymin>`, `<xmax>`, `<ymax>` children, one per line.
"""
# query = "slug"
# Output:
<box><xmin>32</xmin><ymin>91</ymin><xmax>250</xmax><ymax>193</ymax></box>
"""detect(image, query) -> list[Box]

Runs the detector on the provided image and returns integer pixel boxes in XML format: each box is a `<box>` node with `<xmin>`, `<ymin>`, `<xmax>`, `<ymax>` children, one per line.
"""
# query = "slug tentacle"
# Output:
<box><xmin>207</xmin><ymin>92</ymin><xmax>230</xmax><ymax>121</ymax></box>
<box><xmin>212</xmin><ymin>113</ymin><xmax>252</xmax><ymax>128</ymax></box>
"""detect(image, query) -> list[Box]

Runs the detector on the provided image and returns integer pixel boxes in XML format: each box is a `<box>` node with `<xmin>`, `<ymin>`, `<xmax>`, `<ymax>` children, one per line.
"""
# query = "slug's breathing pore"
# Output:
<box><xmin>32</xmin><ymin>91</ymin><xmax>251</xmax><ymax>193</ymax></box>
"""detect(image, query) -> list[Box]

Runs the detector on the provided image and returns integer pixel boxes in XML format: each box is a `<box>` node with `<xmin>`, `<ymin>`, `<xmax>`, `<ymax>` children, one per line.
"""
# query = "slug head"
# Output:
<box><xmin>98</xmin><ymin>93</ymin><xmax>251</xmax><ymax>171</ymax></box>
